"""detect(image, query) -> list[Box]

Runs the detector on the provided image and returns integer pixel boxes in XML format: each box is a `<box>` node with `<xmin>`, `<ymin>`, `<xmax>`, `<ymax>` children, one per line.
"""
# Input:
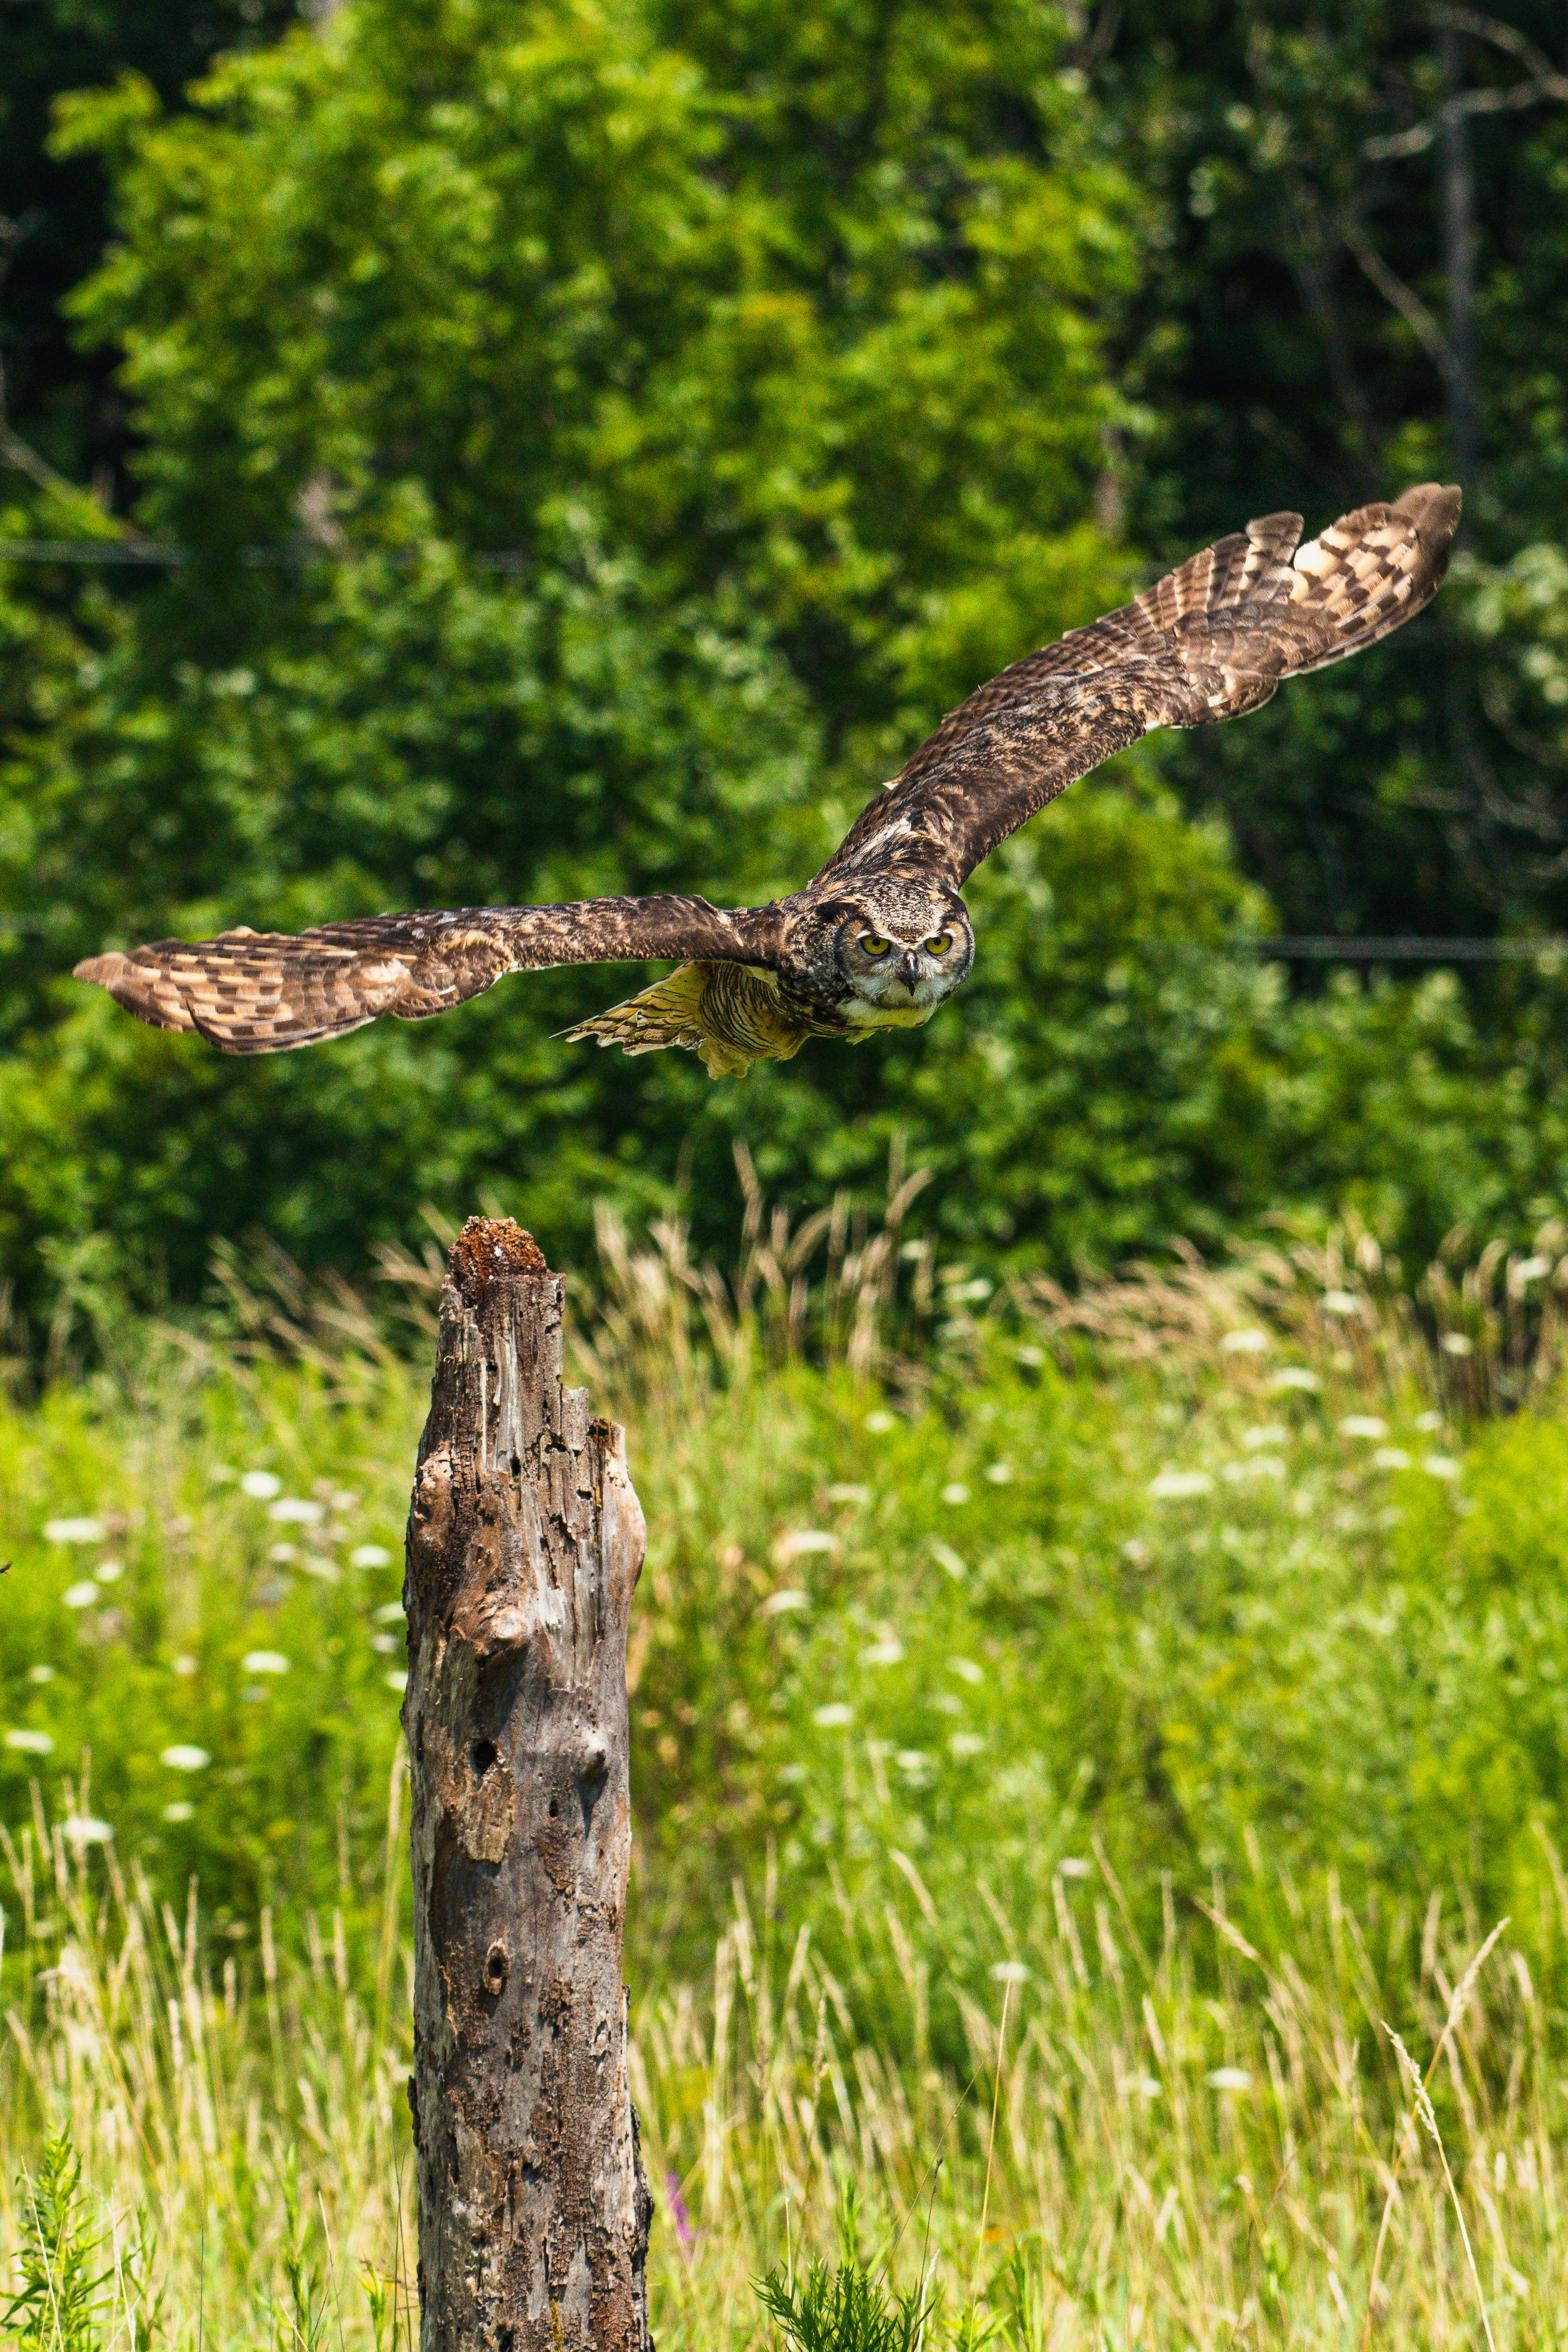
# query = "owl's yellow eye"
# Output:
<box><xmin>924</xmin><ymin>932</ymin><xmax>952</xmax><ymax>955</ymax></box>
<box><xmin>859</xmin><ymin>935</ymin><xmax>891</xmax><ymax>957</ymax></box>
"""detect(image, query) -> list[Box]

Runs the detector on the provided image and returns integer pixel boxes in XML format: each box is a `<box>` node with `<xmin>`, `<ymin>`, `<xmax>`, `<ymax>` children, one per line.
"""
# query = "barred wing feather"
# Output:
<box><xmin>75</xmin><ymin>897</ymin><xmax>781</xmax><ymax>1055</ymax></box>
<box><xmin>822</xmin><ymin>483</ymin><xmax>1462</xmax><ymax>888</ymax></box>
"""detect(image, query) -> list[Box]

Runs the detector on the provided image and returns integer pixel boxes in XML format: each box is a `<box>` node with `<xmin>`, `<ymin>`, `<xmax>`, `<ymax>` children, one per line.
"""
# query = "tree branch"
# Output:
<box><xmin>1365</xmin><ymin>10</ymin><xmax>1568</xmax><ymax>160</ymax></box>
<box><xmin>1343</xmin><ymin>228</ymin><xmax>1456</xmax><ymax>380</ymax></box>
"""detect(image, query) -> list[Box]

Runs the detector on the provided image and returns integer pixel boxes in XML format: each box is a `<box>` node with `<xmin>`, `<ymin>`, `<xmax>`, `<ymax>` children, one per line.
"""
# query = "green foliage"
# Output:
<box><xmin>279</xmin><ymin>2172</ymin><xmax>331</xmax><ymax>2352</ymax></box>
<box><xmin>1108</xmin><ymin>1</ymin><xmax>1568</xmax><ymax>935</ymax></box>
<box><xmin>3</xmin><ymin>2133</ymin><xmax>107</xmax><ymax>2352</ymax></box>
<box><xmin>357</xmin><ymin>2267</ymin><xmax>396</xmax><ymax>2352</ymax></box>
<box><xmin>757</xmin><ymin>2188</ymin><xmax>934</xmax><ymax>2352</ymax></box>
<box><xmin>0</xmin><ymin>0</ymin><xmax>1157</xmax><ymax>1324</ymax></box>
<box><xmin>0</xmin><ymin>0</ymin><xmax>302</xmax><ymax>506</ymax></box>
<box><xmin>757</xmin><ymin>2254</ymin><xmax>928</xmax><ymax>2352</ymax></box>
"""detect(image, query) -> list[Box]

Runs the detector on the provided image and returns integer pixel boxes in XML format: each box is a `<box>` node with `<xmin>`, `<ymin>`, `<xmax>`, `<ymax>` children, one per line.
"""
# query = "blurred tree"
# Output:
<box><xmin>0</xmin><ymin>0</ymin><xmax>1151</xmax><ymax>1310</ymax></box>
<box><xmin>0</xmin><ymin>0</ymin><xmax>301</xmax><ymax>497</ymax></box>
<box><xmin>1102</xmin><ymin>0</ymin><xmax>1568</xmax><ymax>935</ymax></box>
<box><xmin>5</xmin><ymin>0</ymin><xmax>1568</xmax><ymax>1332</ymax></box>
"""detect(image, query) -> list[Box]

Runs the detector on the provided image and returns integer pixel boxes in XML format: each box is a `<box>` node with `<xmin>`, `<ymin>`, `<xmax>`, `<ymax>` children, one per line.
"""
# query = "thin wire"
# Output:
<box><xmin>1257</xmin><ymin>935</ymin><xmax>1568</xmax><ymax>960</ymax></box>
<box><xmin>0</xmin><ymin>539</ymin><xmax>532</xmax><ymax>570</ymax></box>
<box><xmin>9</xmin><ymin>907</ymin><xmax>1564</xmax><ymax>963</ymax></box>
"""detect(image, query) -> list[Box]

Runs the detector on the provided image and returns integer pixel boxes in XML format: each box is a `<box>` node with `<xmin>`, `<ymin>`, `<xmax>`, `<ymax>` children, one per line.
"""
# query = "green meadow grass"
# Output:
<box><xmin>4</xmin><ymin>1189</ymin><xmax>1568</xmax><ymax>2345</ymax></box>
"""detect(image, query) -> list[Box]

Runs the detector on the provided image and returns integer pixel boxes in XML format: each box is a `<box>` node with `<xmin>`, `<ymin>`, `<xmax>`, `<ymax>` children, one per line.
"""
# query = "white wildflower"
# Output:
<box><xmin>268</xmin><ymin>1543</ymin><xmax>298</xmax><ymax>1564</ymax></box>
<box><xmin>160</xmin><ymin>1745</ymin><xmax>210</xmax><ymax>1772</ymax></box>
<box><xmin>1058</xmin><ymin>1857</ymin><xmax>1091</xmax><ymax>1878</ymax></box>
<box><xmin>1322</xmin><ymin>1291</ymin><xmax>1361</xmax><ymax>1316</ymax></box>
<box><xmin>950</xmin><ymin>1732</ymin><xmax>985</xmax><ymax>1757</ymax></box>
<box><xmin>385</xmin><ymin>1672</ymin><xmax>408</xmax><ymax>1695</ymax></box>
<box><xmin>931</xmin><ymin>1540</ymin><xmax>967</xmax><ymax>1580</ymax></box>
<box><xmin>240</xmin><ymin>1650</ymin><xmax>289</xmax><ymax>1675</ymax></box>
<box><xmin>775</xmin><ymin>1529</ymin><xmax>836</xmax><ymax>1561</ymax></box>
<box><xmin>61</xmin><ymin>1816</ymin><xmax>113</xmax><ymax>1848</ymax></box>
<box><xmin>171</xmin><ymin>1656</ymin><xmax>197</xmax><ymax>1676</ymax></box>
<box><xmin>760</xmin><ymin>1589</ymin><xmax>809</xmax><ymax>1616</ymax></box>
<box><xmin>1220</xmin><ymin>1329</ymin><xmax>1269</xmax><ymax>1353</ymax></box>
<box><xmin>350</xmin><ymin>1544</ymin><xmax>393</xmax><ymax>1569</ymax></box>
<box><xmin>1338</xmin><ymin>1416</ymin><xmax>1387</xmax><ymax>1440</ymax></box>
<box><xmin>990</xmin><ymin>1961</ymin><xmax>1030</xmax><ymax>1984</ymax></box>
<box><xmin>1206</xmin><ymin>2067</ymin><xmax>1252</xmax><ymax>2091</ymax></box>
<box><xmin>27</xmin><ymin>1666</ymin><xmax>56</xmax><ymax>1685</ymax></box>
<box><xmin>373</xmin><ymin>1601</ymin><xmax>405</xmax><ymax>1624</ymax></box>
<box><xmin>1242</xmin><ymin>1425</ymin><xmax>1288</xmax><ymax>1449</ymax></box>
<box><xmin>862</xmin><ymin>1639</ymin><xmax>905</xmax><ymax>1665</ymax></box>
<box><xmin>825</xmin><ymin>1483</ymin><xmax>869</xmax><ymax>1505</ymax></box>
<box><xmin>1439</xmin><ymin>1332</ymin><xmax>1475</xmax><ymax>1357</ymax></box>
<box><xmin>93</xmin><ymin>1560</ymin><xmax>123</xmax><ymax>1583</ymax></box>
<box><xmin>864</xmin><ymin>1411</ymin><xmax>896</xmax><ymax>1433</ymax></box>
<box><xmin>43</xmin><ymin>1518</ymin><xmax>104</xmax><ymax>1545</ymax></box>
<box><xmin>239</xmin><ymin>1471</ymin><xmax>282</xmax><ymax>1500</ymax></box>
<box><xmin>300</xmin><ymin>1556</ymin><xmax>340</xmax><ymax>1583</ymax></box>
<box><xmin>1149</xmin><ymin>1470</ymin><xmax>1213</xmax><ymax>1499</ymax></box>
<box><xmin>1269</xmin><ymin>1367</ymin><xmax>1321</xmax><ymax>1393</ymax></box>
<box><xmin>1422</xmin><ymin>1454</ymin><xmax>1461</xmax><ymax>1480</ymax></box>
<box><xmin>940</xmin><ymin>1482</ymin><xmax>971</xmax><ymax>1505</ymax></box>
<box><xmin>162</xmin><ymin>1801</ymin><xmax>195</xmax><ymax>1824</ymax></box>
<box><xmin>1373</xmin><ymin>1447</ymin><xmax>1412</xmax><ymax>1471</ymax></box>
<box><xmin>268</xmin><ymin>1497</ymin><xmax>324</xmax><ymax>1525</ymax></box>
<box><xmin>812</xmin><ymin>1703</ymin><xmax>853</xmax><ymax>1728</ymax></box>
<box><xmin>62</xmin><ymin>1581</ymin><xmax>99</xmax><ymax>1610</ymax></box>
<box><xmin>5</xmin><ymin>1729</ymin><xmax>54</xmax><ymax>1755</ymax></box>
<box><xmin>984</xmin><ymin>1462</ymin><xmax>1014</xmax><ymax>1484</ymax></box>
<box><xmin>948</xmin><ymin>1657</ymin><xmax>985</xmax><ymax>1684</ymax></box>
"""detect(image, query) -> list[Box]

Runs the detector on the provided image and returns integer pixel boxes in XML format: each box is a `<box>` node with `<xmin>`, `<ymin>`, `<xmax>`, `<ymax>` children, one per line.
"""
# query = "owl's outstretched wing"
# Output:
<box><xmin>75</xmin><ymin>895</ymin><xmax>783</xmax><ymax>1055</ymax></box>
<box><xmin>820</xmin><ymin>483</ymin><xmax>1462</xmax><ymax>891</ymax></box>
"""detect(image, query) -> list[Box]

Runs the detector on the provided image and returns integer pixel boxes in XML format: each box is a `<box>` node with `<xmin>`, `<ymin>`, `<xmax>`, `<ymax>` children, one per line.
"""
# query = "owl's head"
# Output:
<box><xmin>828</xmin><ymin>886</ymin><xmax>975</xmax><ymax>1024</ymax></box>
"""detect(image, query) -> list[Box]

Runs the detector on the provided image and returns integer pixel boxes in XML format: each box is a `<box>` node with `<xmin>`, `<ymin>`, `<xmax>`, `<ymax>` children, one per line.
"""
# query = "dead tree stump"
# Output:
<box><xmin>401</xmin><ymin>1217</ymin><xmax>653</xmax><ymax>2351</ymax></box>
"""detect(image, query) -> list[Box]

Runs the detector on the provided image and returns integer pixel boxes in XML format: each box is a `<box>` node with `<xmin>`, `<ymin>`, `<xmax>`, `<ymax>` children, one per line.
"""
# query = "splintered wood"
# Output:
<box><xmin>402</xmin><ymin>1217</ymin><xmax>652</xmax><ymax>2352</ymax></box>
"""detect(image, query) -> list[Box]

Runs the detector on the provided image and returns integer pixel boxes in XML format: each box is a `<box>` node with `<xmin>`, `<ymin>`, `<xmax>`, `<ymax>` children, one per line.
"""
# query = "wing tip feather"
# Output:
<box><xmin>74</xmin><ymin>951</ymin><xmax>128</xmax><ymax>987</ymax></box>
<box><xmin>75</xmin><ymin>950</ymin><xmax>199</xmax><ymax>1034</ymax></box>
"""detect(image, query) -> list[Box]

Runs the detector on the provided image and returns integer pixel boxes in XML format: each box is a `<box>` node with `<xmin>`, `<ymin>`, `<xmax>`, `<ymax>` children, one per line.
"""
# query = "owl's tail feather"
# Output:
<box><xmin>563</xmin><ymin>963</ymin><xmax>756</xmax><ymax>1078</ymax></box>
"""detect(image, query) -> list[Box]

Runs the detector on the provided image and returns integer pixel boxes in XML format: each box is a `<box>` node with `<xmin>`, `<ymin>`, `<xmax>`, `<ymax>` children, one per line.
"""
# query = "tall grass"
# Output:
<box><xmin>3</xmin><ymin>1775</ymin><xmax>1565</xmax><ymax>2346</ymax></box>
<box><xmin>4</xmin><ymin>1165</ymin><xmax>1568</xmax><ymax>2343</ymax></box>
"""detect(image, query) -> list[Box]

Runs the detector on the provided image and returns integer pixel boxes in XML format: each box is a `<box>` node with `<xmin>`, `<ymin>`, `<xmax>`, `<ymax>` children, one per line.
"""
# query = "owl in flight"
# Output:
<box><xmin>78</xmin><ymin>485</ymin><xmax>1460</xmax><ymax>1078</ymax></box>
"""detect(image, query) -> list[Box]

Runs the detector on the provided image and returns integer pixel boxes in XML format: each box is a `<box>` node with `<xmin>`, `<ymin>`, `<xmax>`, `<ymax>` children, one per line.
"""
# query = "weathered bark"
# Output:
<box><xmin>402</xmin><ymin>1217</ymin><xmax>653</xmax><ymax>2352</ymax></box>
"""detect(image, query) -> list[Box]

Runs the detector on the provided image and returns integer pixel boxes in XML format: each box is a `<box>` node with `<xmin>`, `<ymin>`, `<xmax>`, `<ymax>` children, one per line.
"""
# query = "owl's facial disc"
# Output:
<box><xmin>833</xmin><ymin>897</ymin><xmax>974</xmax><ymax>1025</ymax></box>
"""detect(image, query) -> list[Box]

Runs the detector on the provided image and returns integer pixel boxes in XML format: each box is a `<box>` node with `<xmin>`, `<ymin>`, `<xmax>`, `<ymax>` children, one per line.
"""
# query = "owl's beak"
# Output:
<box><xmin>898</xmin><ymin>951</ymin><xmax>920</xmax><ymax>990</ymax></box>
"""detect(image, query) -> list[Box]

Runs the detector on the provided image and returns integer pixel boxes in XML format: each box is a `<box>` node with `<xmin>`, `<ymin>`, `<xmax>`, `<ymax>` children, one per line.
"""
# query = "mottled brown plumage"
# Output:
<box><xmin>77</xmin><ymin>484</ymin><xmax>1461</xmax><ymax>1075</ymax></box>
